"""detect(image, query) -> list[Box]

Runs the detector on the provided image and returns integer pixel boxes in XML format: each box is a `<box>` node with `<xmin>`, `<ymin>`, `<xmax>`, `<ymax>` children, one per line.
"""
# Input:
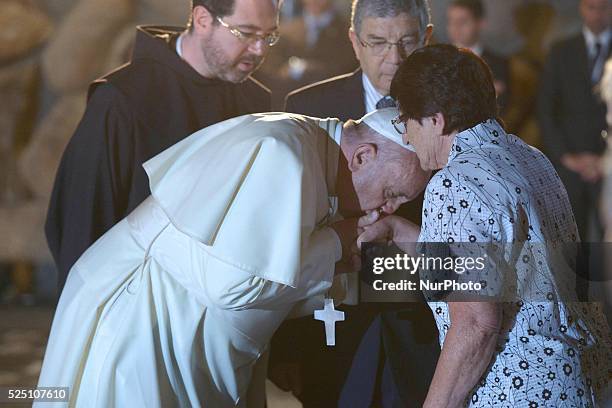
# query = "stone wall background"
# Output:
<box><xmin>0</xmin><ymin>0</ymin><xmax>190</xmax><ymax>265</ymax></box>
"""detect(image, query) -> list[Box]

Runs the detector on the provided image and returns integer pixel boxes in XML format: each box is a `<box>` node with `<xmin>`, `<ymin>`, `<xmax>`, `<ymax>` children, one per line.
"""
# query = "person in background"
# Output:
<box><xmin>286</xmin><ymin>0</ymin><xmax>432</xmax><ymax>121</ymax></box>
<box><xmin>45</xmin><ymin>0</ymin><xmax>279</xmax><ymax>291</ymax></box>
<box><xmin>446</xmin><ymin>0</ymin><xmax>510</xmax><ymax>114</ymax></box>
<box><xmin>257</xmin><ymin>0</ymin><xmax>357</xmax><ymax>108</ymax></box>
<box><xmin>274</xmin><ymin>1</ymin><xmax>438</xmax><ymax>407</ymax></box>
<box><xmin>502</xmin><ymin>2</ymin><xmax>556</xmax><ymax>149</ymax></box>
<box><xmin>598</xmin><ymin>58</ymin><xmax>612</xmax><ymax>333</ymax></box>
<box><xmin>280</xmin><ymin>0</ymin><xmax>303</xmax><ymax>19</ymax></box>
<box><xmin>538</xmin><ymin>0</ymin><xmax>610</xmax><ymax>244</ymax></box>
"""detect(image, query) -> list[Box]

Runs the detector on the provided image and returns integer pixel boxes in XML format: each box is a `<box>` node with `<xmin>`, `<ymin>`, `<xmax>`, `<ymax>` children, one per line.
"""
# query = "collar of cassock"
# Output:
<box><xmin>134</xmin><ymin>25</ymin><xmax>227</xmax><ymax>86</ymax></box>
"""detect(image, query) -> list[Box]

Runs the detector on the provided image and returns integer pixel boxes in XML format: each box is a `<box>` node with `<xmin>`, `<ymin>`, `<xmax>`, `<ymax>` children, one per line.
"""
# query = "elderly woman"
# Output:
<box><xmin>359</xmin><ymin>45</ymin><xmax>611</xmax><ymax>407</ymax></box>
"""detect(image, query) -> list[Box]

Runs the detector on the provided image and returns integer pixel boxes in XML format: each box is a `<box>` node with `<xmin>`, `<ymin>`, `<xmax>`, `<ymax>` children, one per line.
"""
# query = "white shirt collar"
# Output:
<box><xmin>583</xmin><ymin>26</ymin><xmax>611</xmax><ymax>55</ymax></box>
<box><xmin>176</xmin><ymin>33</ymin><xmax>185</xmax><ymax>58</ymax></box>
<box><xmin>362</xmin><ymin>72</ymin><xmax>385</xmax><ymax>114</ymax></box>
<box><xmin>467</xmin><ymin>43</ymin><xmax>484</xmax><ymax>57</ymax></box>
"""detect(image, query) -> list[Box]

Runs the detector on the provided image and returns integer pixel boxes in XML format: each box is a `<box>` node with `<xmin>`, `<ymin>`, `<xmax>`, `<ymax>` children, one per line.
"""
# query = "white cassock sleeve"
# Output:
<box><xmin>202</xmin><ymin>226</ymin><xmax>342</xmax><ymax>311</ymax></box>
<box><xmin>143</xmin><ymin>114</ymin><xmax>345</xmax><ymax>313</ymax></box>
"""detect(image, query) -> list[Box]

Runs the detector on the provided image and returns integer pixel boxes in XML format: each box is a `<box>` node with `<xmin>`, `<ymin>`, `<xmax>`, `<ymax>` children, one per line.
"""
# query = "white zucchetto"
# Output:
<box><xmin>356</xmin><ymin>107</ymin><xmax>415</xmax><ymax>152</ymax></box>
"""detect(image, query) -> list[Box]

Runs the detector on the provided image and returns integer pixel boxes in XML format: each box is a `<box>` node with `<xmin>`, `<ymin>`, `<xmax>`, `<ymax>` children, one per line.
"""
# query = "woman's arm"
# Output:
<box><xmin>423</xmin><ymin>302</ymin><xmax>502</xmax><ymax>408</ymax></box>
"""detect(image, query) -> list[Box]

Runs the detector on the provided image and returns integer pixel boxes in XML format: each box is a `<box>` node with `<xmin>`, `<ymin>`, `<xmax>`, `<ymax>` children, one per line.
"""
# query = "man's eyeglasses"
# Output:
<box><xmin>392</xmin><ymin>115</ymin><xmax>408</xmax><ymax>135</ymax></box>
<box><xmin>216</xmin><ymin>16</ymin><xmax>280</xmax><ymax>46</ymax></box>
<box><xmin>356</xmin><ymin>36</ymin><xmax>420</xmax><ymax>57</ymax></box>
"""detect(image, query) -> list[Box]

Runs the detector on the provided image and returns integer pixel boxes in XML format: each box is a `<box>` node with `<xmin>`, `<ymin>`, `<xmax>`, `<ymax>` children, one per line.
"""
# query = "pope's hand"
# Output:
<box><xmin>357</xmin><ymin>215</ymin><xmax>421</xmax><ymax>256</ymax></box>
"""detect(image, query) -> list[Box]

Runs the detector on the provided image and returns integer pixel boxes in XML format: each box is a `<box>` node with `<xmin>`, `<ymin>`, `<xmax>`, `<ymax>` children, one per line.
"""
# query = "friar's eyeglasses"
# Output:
<box><xmin>216</xmin><ymin>16</ymin><xmax>280</xmax><ymax>46</ymax></box>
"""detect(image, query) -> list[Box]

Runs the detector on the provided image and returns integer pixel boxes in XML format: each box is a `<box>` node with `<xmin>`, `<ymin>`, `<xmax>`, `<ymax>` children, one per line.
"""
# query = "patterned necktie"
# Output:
<box><xmin>590</xmin><ymin>41</ymin><xmax>603</xmax><ymax>83</ymax></box>
<box><xmin>376</xmin><ymin>96</ymin><xmax>397</xmax><ymax>109</ymax></box>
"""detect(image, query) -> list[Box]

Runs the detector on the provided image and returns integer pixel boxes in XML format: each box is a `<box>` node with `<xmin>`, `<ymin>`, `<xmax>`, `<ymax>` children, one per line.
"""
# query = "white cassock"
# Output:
<box><xmin>36</xmin><ymin>113</ymin><xmax>349</xmax><ymax>407</ymax></box>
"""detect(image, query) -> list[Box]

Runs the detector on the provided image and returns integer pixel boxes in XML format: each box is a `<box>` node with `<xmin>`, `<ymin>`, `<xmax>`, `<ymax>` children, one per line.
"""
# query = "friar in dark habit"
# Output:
<box><xmin>46</xmin><ymin>0</ymin><xmax>283</xmax><ymax>290</ymax></box>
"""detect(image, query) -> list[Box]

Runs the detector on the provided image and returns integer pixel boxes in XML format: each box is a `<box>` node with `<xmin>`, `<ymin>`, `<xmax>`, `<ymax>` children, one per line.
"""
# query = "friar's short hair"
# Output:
<box><xmin>390</xmin><ymin>44</ymin><xmax>499</xmax><ymax>135</ymax></box>
<box><xmin>191</xmin><ymin>0</ymin><xmax>234</xmax><ymax>18</ymax></box>
<box><xmin>350</xmin><ymin>0</ymin><xmax>431</xmax><ymax>40</ymax></box>
<box><xmin>189</xmin><ymin>0</ymin><xmax>282</xmax><ymax>29</ymax></box>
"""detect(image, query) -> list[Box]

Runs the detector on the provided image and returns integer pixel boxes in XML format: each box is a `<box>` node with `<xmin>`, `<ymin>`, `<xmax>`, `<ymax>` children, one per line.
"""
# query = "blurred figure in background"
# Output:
<box><xmin>257</xmin><ymin>0</ymin><xmax>357</xmax><ymax>108</ymax></box>
<box><xmin>503</xmin><ymin>2</ymin><xmax>556</xmax><ymax>149</ymax></box>
<box><xmin>599</xmin><ymin>58</ymin><xmax>612</xmax><ymax>327</ymax></box>
<box><xmin>597</xmin><ymin>58</ymin><xmax>612</xmax><ymax>405</ymax></box>
<box><xmin>538</xmin><ymin>0</ymin><xmax>611</xmax><ymax>244</ymax></box>
<box><xmin>45</xmin><ymin>0</ymin><xmax>278</xmax><ymax>291</ymax></box>
<box><xmin>277</xmin><ymin>2</ymin><xmax>438</xmax><ymax>407</ymax></box>
<box><xmin>446</xmin><ymin>0</ymin><xmax>510</xmax><ymax>114</ymax></box>
<box><xmin>280</xmin><ymin>0</ymin><xmax>303</xmax><ymax>19</ymax></box>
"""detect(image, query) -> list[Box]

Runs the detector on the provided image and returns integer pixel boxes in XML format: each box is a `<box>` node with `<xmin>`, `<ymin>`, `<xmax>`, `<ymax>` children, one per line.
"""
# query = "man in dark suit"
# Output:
<box><xmin>270</xmin><ymin>1</ymin><xmax>439</xmax><ymax>407</ymax></box>
<box><xmin>538</xmin><ymin>0</ymin><xmax>610</xmax><ymax>244</ymax></box>
<box><xmin>286</xmin><ymin>68</ymin><xmax>365</xmax><ymax>121</ymax></box>
<box><xmin>446</xmin><ymin>0</ymin><xmax>510</xmax><ymax>113</ymax></box>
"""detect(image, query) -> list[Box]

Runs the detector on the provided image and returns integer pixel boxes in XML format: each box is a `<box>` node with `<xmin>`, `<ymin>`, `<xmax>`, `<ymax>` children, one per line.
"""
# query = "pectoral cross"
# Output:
<box><xmin>314</xmin><ymin>298</ymin><xmax>345</xmax><ymax>346</ymax></box>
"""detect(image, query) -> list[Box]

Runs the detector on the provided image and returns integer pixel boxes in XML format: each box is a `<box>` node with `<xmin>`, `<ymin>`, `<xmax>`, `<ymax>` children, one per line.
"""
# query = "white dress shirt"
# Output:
<box><xmin>362</xmin><ymin>73</ymin><xmax>385</xmax><ymax>114</ymax></box>
<box><xmin>466</xmin><ymin>42</ymin><xmax>484</xmax><ymax>57</ymax></box>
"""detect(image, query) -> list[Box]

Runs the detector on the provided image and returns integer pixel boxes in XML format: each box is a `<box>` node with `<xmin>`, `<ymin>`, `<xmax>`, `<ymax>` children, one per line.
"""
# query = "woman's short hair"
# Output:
<box><xmin>390</xmin><ymin>44</ymin><xmax>499</xmax><ymax>134</ymax></box>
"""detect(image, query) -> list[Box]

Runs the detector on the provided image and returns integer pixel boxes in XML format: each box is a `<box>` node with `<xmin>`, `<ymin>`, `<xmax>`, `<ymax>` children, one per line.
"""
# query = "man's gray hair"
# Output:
<box><xmin>351</xmin><ymin>0</ymin><xmax>431</xmax><ymax>39</ymax></box>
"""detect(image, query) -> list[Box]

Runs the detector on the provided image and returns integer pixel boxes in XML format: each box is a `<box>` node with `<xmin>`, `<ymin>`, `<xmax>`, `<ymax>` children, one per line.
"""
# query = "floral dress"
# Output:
<box><xmin>418</xmin><ymin>120</ymin><xmax>611</xmax><ymax>407</ymax></box>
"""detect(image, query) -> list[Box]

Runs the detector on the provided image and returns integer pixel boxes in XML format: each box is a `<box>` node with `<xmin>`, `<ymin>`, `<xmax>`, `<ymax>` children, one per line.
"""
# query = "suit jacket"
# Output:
<box><xmin>482</xmin><ymin>49</ymin><xmax>510</xmax><ymax>113</ymax></box>
<box><xmin>276</xmin><ymin>70</ymin><xmax>440</xmax><ymax>408</ymax></box>
<box><xmin>285</xmin><ymin>69</ymin><xmax>365</xmax><ymax>121</ymax></box>
<box><xmin>538</xmin><ymin>32</ymin><xmax>609</xmax><ymax>164</ymax></box>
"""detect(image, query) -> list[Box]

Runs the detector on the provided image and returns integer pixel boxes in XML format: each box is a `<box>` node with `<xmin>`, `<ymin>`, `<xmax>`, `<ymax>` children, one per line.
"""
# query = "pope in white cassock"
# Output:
<box><xmin>36</xmin><ymin>108</ymin><xmax>430</xmax><ymax>407</ymax></box>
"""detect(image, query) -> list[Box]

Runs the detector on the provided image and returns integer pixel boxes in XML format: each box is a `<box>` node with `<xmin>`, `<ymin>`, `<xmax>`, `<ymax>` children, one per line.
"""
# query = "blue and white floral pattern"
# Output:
<box><xmin>418</xmin><ymin>120</ymin><xmax>611</xmax><ymax>407</ymax></box>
